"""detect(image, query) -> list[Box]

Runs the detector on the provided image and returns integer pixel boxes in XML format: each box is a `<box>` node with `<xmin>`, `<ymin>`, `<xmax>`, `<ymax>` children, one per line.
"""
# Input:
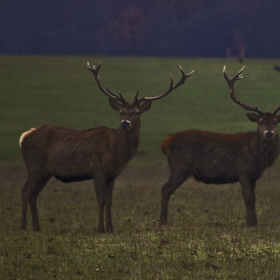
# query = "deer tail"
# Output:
<box><xmin>161</xmin><ymin>138</ymin><xmax>170</xmax><ymax>156</ymax></box>
<box><xmin>19</xmin><ymin>128</ymin><xmax>36</xmax><ymax>147</ymax></box>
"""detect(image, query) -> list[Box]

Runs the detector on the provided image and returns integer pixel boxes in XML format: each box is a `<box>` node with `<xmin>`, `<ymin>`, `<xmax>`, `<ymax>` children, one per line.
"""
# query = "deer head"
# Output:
<box><xmin>223</xmin><ymin>66</ymin><xmax>280</xmax><ymax>141</ymax></box>
<box><xmin>88</xmin><ymin>62</ymin><xmax>194</xmax><ymax>132</ymax></box>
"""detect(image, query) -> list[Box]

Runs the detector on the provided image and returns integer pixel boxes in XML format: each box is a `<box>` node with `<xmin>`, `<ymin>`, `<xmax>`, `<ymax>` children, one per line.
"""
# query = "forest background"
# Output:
<box><xmin>1</xmin><ymin>0</ymin><xmax>280</xmax><ymax>58</ymax></box>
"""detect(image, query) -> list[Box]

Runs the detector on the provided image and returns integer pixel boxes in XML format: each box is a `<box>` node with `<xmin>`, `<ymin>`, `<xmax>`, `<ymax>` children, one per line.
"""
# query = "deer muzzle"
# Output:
<box><xmin>121</xmin><ymin>120</ymin><xmax>132</xmax><ymax>130</ymax></box>
<box><xmin>264</xmin><ymin>130</ymin><xmax>275</xmax><ymax>140</ymax></box>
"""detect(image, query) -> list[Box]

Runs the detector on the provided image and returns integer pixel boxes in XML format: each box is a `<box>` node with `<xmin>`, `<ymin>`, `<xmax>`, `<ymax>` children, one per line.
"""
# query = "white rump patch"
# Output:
<box><xmin>19</xmin><ymin>128</ymin><xmax>36</xmax><ymax>147</ymax></box>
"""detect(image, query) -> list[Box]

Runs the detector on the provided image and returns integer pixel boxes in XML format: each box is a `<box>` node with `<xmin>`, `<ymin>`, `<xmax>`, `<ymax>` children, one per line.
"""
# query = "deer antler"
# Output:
<box><xmin>272</xmin><ymin>106</ymin><xmax>280</xmax><ymax>115</ymax></box>
<box><xmin>223</xmin><ymin>66</ymin><xmax>264</xmax><ymax>115</ymax></box>
<box><xmin>87</xmin><ymin>62</ymin><xmax>128</xmax><ymax>104</ymax></box>
<box><xmin>135</xmin><ymin>66</ymin><xmax>194</xmax><ymax>103</ymax></box>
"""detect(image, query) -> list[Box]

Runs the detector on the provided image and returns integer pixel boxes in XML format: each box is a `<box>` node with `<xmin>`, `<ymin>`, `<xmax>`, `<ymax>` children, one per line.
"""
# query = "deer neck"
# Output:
<box><xmin>252</xmin><ymin>132</ymin><xmax>280</xmax><ymax>167</ymax></box>
<box><xmin>114</xmin><ymin>126</ymin><xmax>140</xmax><ymax>161</ymax></box>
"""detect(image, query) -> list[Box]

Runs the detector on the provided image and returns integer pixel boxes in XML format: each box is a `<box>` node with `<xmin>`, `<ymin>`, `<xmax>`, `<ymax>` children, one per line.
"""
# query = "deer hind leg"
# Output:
<box><xmin>159</xmin><ymin>170</ymin><xmax>190</xmax><ymax>225</ymax></box>
<box><xmin>240</xmin><ymin>178</ymin><xmax>258</xmax><ymax>227</ymax></box>
<box><xmin>20</xmin><ymin>180</ymin><xmax>29</xmax><ymax>230</ymax></box>
<box><xmin>94</xmin><ymin>174</ymin><xmax>106</xmax><ymax>233</ymax></box>
<box><xmin>105</xmin><ymin>179</ymin><xmax>115</xmax><ymax>233</ymax></box>
<box><xmin>20</xmin><ymin>173</ymin><xmax>51</xmax><ymax>231</ymax></box>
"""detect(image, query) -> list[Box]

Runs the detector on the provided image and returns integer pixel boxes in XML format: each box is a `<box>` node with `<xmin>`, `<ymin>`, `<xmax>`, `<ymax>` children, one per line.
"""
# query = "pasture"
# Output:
<box><xmin>1</xmin><ymin>56</ymin><xmax>280</xmax><ymax>279</ymax></box>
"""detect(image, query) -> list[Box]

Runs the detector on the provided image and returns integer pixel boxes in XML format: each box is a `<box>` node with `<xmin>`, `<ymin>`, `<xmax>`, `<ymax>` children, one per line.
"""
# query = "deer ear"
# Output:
<box><xmin>140</xmin><ymin>101</ymin><xmax>152</xmax><ymax>113</ymax></box>
<box><xmin>109</xmin><ymin>98</ymin><xmax>123</xmax><ymax>111</ymax></box>
<box><xmin>246</xmin><ymin>113</ymin><xmax>259</xmax><ymax>122</ymax></box>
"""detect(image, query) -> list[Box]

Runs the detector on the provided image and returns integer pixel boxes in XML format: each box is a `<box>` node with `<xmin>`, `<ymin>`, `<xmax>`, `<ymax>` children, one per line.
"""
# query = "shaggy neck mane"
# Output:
<box><xmin>252</xmin><ymin>132</ymin><xmax>280</xmax><ymax>168</ymax></box>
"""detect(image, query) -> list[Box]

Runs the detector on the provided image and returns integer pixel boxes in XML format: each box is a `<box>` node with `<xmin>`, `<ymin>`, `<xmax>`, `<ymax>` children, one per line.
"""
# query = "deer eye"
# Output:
<box><xmin>134</xmin><ymin>110</ymin><xmax>140</xmax><ymax>115</ymax></box>
<box><xmin>120</xmin><ymin>110</ymin><xmax>124</xmax><ymax>115</ymax></box>
<box><xmin>259</xmin><ymin>118</ymin><xmax>264</xmax><ymax>124</ymax></box>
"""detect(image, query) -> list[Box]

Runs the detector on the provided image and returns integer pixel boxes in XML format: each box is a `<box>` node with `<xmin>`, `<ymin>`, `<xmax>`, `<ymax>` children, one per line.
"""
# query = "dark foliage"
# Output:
<box><xmin>1</xmin><ymin>0</ymin><xmax>280</xmax><ymax>57</ymax></box>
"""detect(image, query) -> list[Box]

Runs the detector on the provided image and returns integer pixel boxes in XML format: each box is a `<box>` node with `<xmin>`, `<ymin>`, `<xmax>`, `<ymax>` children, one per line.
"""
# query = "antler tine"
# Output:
<box><xmin>136</xmin><ymin>66</ymin><xmax>194</xmax><ymax>103</ymax></box>
<box><xmin>118</xmin><ymin>91</ymin><xmax>127</xmax><ymax>104</ymax></box>
<box><xmin>272</xmin><ymin>106</ymin><xmax>280</xmax><ymax>115</ymax></box>
<box><xmin>223</xmin><ymin>65</ymin><xmax>264</xmax><ymax>114</ymax></box>
<box><xmin>105</xmin><ymin>83</ymin><xmax>127</xmax><ymax>103</ymax></box>
<box><xmin>106</xmin><ymin>85</ymin><xmax>127</xmax><ymax>104</ymax></box>
<box><xmin>87</xmin><ymin>62</ymin><xmax>125</xmax><ymax>102</ymax></box>
<box><xmin>223</xmin><ymin>65</ymin><xmax>245</xmax><ymax>85</ymax></box>
<box><xmin>134</xmin><ymin>90</ymin><xmax>140</xmax><ymax>103</ymax></box>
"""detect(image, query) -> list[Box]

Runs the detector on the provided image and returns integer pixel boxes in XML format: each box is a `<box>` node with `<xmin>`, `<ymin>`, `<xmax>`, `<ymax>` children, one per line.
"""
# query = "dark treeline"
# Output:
<box><xmin>1</xmin><ymin>0</ymin><xmax>280</xmax><ymax>57</ymax></box>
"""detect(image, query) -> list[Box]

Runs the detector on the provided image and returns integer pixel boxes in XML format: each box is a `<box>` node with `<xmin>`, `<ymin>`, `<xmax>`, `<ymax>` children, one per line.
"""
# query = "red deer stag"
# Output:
<box><xmin>20</xmin><ymin>62</ymin><xmax>194</xmax><ymax>232</ymax></box>
<box><xmin>159</xmin><ymin>66</ymin><xmax>280</xmax><ymax>227</ymax></box>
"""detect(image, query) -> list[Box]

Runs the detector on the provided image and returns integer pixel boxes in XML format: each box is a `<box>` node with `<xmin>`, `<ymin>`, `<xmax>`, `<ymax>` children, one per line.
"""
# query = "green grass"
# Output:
<box><xmin>1</xmin><ymin>56</ymin><xmax>280</xmax><ymax>279</ymax></box>
<box><xmin>1</xmin><ymin>55</ymin><xmax>280</xmax><ymax>160</ymax></box>
<box><xmin>1</xmin><ymin>165</ymin><xmax>280</xmax><ymax>279</ymax></box>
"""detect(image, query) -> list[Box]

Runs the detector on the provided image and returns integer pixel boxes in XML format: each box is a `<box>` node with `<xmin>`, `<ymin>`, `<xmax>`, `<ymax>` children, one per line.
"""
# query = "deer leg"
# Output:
<box><xmin>94</xmin><ymin>174</ymin><xmax>106</xmax><ymax>233</ymax></box>
<box><xmin>20</xmin><ymin>173</ymin><xmax>51</xmax><ymax>231</ymax></box>
<box><xmin>240</xmin><ymin>178</ymin><xmax>258</xmax><ymax>227</ymax></box>
<box><xmin>20</xmin><ymin>180</ymin><xmax>29</xmax><ymax>230</ymax></box>
<box><xmin>29</xmin><ymin>175</ymin><xmax>51</xmax><ymax>231</ymax></box>
<box><xmin>159</xmin><ymin>172</ymin><xmax>189</xmax><ymax>225</ymax></box>
<box><xmin>105</xmin><ymin>179</ymin><xmax>115</xmax><ymax>233</ymax></box>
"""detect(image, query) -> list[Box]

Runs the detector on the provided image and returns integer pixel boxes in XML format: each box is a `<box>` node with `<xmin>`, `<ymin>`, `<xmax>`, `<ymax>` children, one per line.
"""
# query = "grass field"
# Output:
<box><xmin>1</xmin><ymin>56</ymin><xmax>280</xmax><ymax>279</ymax></box>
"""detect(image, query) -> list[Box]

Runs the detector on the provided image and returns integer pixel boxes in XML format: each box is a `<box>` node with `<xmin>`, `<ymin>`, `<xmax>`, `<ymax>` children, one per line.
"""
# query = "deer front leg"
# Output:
<box><xmin>94</xmin><ymin>174</ymin><xmax>106</xmax><ymax>233</ymax></box>
<box><xmin>105</xmin><ymin>179</ymin><xmax>115</xmax><ymax>233</ymax></box>
<box><xmin>240</xmin><ymin>178</ymin><xmax>258</xmax><ymax>227</ymax></box>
